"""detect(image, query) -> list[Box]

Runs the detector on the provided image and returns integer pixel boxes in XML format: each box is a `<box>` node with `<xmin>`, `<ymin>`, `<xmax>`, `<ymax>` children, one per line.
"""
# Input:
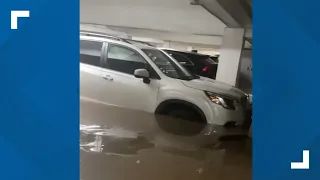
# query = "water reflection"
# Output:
<box><xmin>80</xmin><ymin>125</ymin><xmax>155</xmax><ymax>154</ymax></box>
<box><xmin>80</xmin><ymin>98</ymin><xmax>251</xmax><ymax>180</ymax></box>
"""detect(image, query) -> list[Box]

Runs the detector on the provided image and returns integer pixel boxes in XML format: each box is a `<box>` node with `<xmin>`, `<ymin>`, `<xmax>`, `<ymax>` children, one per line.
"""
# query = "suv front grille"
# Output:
<box><xmin>224</xmin><ymin>98</ymin><xmax>236</xmax><ymax>110</ymax></box>
<box><xmin>243</xmin><ymin>107</ymin><xmax>252</xmax><ymax>130</ymax></box>
<box><xmin>240</xmin><ymin>96</ymin><xmax>248</xmax><ymax>108</ymax></box>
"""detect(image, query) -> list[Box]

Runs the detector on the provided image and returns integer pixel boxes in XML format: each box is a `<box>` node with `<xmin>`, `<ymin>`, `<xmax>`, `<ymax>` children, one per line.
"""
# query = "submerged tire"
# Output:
<box><xmin>167</xmin><ymin>108</ymin><xmax>202</xmax><ymax>123</ymax></box>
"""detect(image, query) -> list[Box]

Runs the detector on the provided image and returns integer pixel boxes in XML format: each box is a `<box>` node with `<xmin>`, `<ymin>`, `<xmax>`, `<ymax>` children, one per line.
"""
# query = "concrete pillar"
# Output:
<box><xmin>216</xmin><ymin>28</ymin><xmax>245</xmax><ymax>86</ymax></box>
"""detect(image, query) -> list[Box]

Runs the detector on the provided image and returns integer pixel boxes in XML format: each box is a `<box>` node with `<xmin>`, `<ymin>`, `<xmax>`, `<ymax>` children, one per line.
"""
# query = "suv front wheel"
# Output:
<box><xmin>156</xmin><ymin>100</ymin><xmax>207</xmax><ymax>124</ymax></box>
<box><xmin>164</xmin><ymin>106</ymin><xmax>205</xmax><ymax>124</ymax></box>
<box><xmin>168</xmin><ymin>109</ymin><xmax>199</xmax><ymax>121</ymax></box>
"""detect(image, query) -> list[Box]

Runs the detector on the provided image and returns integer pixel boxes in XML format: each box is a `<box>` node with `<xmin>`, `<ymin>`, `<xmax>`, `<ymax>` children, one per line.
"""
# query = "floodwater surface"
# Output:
<box><xmin>80</xmin><ymin>98</ymin><xmax>252</xmax><ymax>180</ymax></box>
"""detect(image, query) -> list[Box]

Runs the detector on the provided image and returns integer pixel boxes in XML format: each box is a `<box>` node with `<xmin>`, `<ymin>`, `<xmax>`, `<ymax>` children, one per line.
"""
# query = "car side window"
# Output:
<box><xmin>106</xmin><ymin>44</ymin><xmax>147</xmax><ymax>75</ymax></box>
<box><xmin>169</xmin><ymin>52</ymin><xmax>193</xmax><ymax>66</ymax></box>
<box><xmin>80</xmin><ymin>40</ymin><xmax>103</xmax><ymax>67</ymax></box>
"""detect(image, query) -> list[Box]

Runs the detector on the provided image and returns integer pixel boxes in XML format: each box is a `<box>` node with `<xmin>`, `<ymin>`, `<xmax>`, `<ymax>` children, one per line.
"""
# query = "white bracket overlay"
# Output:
<box><xmin>291</xmin><ymin>150</ymin><xmax>309</xmax><ymax>169</ymax></box>
<box><xmin>11</xmin><ymin>10</ymin><xmax>30</xmax><ymax>30</ymax></box>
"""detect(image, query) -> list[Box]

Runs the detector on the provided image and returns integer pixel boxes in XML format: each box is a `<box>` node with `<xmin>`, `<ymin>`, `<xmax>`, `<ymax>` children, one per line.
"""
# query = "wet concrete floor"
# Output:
<box><xmin>80</xmin><ymin>98</ymin><xmax>252</xmax><ymax>180</ymax></box>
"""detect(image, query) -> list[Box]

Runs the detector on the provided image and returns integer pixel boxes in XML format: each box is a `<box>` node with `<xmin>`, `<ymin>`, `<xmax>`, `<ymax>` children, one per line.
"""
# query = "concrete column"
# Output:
<box><xmin>216</xmin><ymin>28</ymin><xmax>245</xmax><ymax>86</ymax></box>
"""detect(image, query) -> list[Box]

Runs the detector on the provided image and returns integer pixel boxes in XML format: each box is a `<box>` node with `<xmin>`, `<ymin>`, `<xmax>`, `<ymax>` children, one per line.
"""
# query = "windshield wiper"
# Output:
<box><xmin>192</xmin><ymin>74</ymin><xmax>200</xmax><ymax>79</ymax></box>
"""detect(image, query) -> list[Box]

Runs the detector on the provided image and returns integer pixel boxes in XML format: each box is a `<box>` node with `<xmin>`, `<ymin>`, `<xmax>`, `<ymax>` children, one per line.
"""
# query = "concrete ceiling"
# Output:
<box><xmin>192</xmin><ymin>0</ymin><xmax>252</xmax><ymax>28</ymax></box>
<box><xmin>80</xmin><ymin>0</ymin><xmax>227</xmax><ymax>36</ymax></box>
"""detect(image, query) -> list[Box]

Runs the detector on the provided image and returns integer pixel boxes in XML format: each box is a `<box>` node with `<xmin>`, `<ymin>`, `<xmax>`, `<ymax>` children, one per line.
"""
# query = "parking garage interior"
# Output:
<box><xmin>80</xmin><ymin>0</ymin><xmax>252</xmax><ymax>179</ymax></box>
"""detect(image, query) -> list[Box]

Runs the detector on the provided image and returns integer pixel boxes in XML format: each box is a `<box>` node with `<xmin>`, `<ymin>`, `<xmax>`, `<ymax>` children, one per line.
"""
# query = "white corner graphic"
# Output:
<box><xmin>291</xmin><ymin>150</ymin><xmax>309</xmax><ymax>169</ymax></box>
<box><xmin>11</xmin><ymin>10</ymin><xmax>30</xmax><ymax>30</ymax></box>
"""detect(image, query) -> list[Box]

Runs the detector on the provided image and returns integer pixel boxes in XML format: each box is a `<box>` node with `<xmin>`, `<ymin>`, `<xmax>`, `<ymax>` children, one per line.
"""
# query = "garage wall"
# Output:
<box><xmin>105</xmin><ymin>26</ymin><xmax>223</xmax><ymax>47</ymax></box>
<box><xmin>196</xmin><ymin>48</ymin><xmax>220</xmax><ymax>56</ymax></box>
<box><xmin>80</xmin><ymin>24</ymin><xmax>129</xmax><ymax>38</ymax></box>
<box><xmin>162</xmin><ymin>41</ymin><xmax>219</xmax><ymax>53</ymax></box>
<box><xmin>238</xmin><ymin>49</ymin><xmax>252</xmax><ymax>93</ymax></box>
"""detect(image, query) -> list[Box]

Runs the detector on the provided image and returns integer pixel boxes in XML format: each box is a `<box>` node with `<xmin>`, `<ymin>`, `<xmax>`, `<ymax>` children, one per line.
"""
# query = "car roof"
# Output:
<box><xmin>161</xmin><ymin>48</ymin><xmax>210</xmax><ymax>57</ymax></box>
<box><xmin>124</xmin><ymin>39</ymin><xmax>155</xmax><ymax>47</ymax></box>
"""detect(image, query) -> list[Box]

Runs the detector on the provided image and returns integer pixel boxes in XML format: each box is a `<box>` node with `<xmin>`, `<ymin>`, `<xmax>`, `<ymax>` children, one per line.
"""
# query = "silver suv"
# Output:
<box><xmin>80</xmin><ymin>32</ymin><xmax>250</xmax><ymax>130</ymax></box>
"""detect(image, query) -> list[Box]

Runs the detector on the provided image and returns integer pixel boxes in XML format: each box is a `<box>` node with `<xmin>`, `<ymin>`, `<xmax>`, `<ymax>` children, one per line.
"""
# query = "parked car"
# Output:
<box><xmin>210</xmin><ymin>55</ymin><xmax>219</xmax><ymax>63</ymax></box>
<box><xmin>162</xmin><ymin>49</ymin><xmax>218</xmax><ymax>79</ymax></box>
<box><xmin>80</xmin><ymin>32</ymin><xmax>250</xmax><ymax>130</ymax></box>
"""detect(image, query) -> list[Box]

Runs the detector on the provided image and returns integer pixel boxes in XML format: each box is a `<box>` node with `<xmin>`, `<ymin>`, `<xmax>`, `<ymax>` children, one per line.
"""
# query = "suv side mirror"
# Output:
<box><xmin>134</xmin><ymin>69</ymin><xmax>150</xmax><ymax>84</ymax></box>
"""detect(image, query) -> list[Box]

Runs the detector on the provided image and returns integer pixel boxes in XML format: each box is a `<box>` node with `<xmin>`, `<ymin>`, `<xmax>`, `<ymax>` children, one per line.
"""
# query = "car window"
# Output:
<box><xmin>210</xmin><ymin>56</ymin><xmax>219</xmax><ymax>63</ymax></box>
<box><xmin>142</xmin><ymin>49</ymin><xmax>195</xmax><ymax>80</ymax></box>
<box><xmin>206</xmin><ymin>58</ymin><xmax>218</xmax><ymax>64</ymax></box>
<box><xmin>169</xmin><ymin>52</ymin><xmax>194</xmax><ymax>66</ymax></box>
<box><xmin>80</xmin><ymin>40</ymin><xmax>103</xmax><ymax>67</ymax></box>
<box><xmin>106</xmin><ymin>44</ymin><xmax>147</xmax><ymax>75</ymax></box>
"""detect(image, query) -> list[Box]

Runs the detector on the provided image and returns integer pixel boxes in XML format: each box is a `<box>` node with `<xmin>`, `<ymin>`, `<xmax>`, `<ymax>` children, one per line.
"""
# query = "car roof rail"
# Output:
<box><xmin>80</xmin><ymin>31</ymin><xmax>155</xmax><ymax>47</ymax></box>
<box><xmin>80</xmin><ymin>31</ymin><xmax>123</xmax><ymax>41</ymax></box>
<box><xmin>123</xmin><ymin>39</ymin><xmax>155</xmax><ymax>47</ymax></box>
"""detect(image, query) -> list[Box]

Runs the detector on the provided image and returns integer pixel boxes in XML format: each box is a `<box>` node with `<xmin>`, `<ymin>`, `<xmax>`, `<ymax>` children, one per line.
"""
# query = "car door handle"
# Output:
<box><xmin>102</xmin><ymin>75</ymin><xmax>113</xmax><ymax>81</ymax></box>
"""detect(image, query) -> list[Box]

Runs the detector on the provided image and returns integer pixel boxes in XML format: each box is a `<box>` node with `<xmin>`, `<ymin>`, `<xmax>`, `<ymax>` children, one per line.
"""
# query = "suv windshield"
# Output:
<box><xmin>142</xmin><ymin>49</ymin><xmax>195</xmax><ymax>80</ymax></box>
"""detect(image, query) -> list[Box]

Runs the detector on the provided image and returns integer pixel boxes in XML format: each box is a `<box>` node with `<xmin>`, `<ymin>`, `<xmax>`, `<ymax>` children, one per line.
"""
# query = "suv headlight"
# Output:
<box><xmin>204</xmin><ymin>91</ymin><xmax>237</xmax><ymax>110</ymax></box>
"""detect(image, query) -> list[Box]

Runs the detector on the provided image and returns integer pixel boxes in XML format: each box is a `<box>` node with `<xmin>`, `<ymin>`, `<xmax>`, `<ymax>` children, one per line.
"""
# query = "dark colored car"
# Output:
<box><xmin>210</xmin><ymin>55</ymin><xmax>219</xmax><ymax>63</ymax></box>
<box><xmin>163</xmin><ymin>49</ymin><xmax>218</xmax><ymax>79</ymax></box>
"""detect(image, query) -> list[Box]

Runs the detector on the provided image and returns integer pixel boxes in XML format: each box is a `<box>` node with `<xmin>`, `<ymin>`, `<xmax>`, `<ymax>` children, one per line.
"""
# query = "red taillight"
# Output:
<box><xmin>202</xmin><ymin>66</ymin><xmax>208</xmax><ymax>72</ymax></box>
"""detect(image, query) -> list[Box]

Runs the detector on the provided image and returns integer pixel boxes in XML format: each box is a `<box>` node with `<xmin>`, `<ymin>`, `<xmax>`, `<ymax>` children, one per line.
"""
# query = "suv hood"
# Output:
<box><xmin>181</xmin><ymin>76</ymin><xmax>246</xmax><ymax>99</ymax></box>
